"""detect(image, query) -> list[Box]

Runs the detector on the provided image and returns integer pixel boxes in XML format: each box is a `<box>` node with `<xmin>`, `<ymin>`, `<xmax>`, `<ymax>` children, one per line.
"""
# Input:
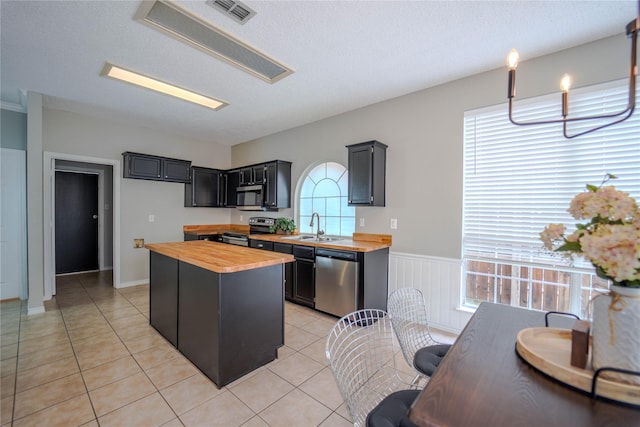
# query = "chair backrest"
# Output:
<box><xmin>387</xmin><ymin>287</ymin><xmax>438</xmax><ymax>371</ymax></box>
<box><xmin>325</xmin><ymin>309</ymin><xmax>405</xmax><ymax>427</ymax></box>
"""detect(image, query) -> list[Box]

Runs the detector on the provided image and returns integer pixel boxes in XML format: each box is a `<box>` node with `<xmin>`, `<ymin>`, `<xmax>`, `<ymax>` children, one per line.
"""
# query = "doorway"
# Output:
<box><xmin>44</xmin><ymin>152</ymin><xmax>121</xmax><ymax>299</ymax></box>
<box><xmin>55</xmin><ymin>171</ymin><xmax>99</xmax><ymax>274</ymax></box>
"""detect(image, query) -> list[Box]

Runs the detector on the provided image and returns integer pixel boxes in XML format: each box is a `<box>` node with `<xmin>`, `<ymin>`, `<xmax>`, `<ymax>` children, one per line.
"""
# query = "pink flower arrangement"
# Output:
<box><xmin>540</xmin><ymin>174</ymin><xmax>640</xmax><ymax>288</ymax></box>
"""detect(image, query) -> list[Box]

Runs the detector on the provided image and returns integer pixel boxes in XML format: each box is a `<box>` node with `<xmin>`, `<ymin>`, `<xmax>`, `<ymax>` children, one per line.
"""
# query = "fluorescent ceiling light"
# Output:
<box><xmin>101</xmin><ymin>62</ymin><xmax>227</xmax><ymax>111</ymax></box>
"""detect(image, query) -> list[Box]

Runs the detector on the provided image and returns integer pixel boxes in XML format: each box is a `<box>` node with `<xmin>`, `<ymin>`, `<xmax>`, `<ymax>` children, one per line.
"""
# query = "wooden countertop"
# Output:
<box><xmin>248</xmin><ymin>232</ymin><xmax>391</xmax><ymax>252</ymax></box>
<box><xmin>145</xmin><ymin>241</ymin><xmax>294</xmax><ymax>274</ymax></box>
<box><xmin>183</xmin><ymin>224</ymin><xmax>250</xmax><ymax>235</ymax></box>
<box><xmin>183</xmin><ymin>225</ymin><xmax>392</xmax><ymax>252</ymax></box>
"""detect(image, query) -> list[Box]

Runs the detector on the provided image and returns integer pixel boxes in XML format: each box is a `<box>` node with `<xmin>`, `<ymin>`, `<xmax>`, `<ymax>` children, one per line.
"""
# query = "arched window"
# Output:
<box><xmin>298</xmin><ymin>162</ymin><xmax>355</xmax><ymax>237</ymax></box>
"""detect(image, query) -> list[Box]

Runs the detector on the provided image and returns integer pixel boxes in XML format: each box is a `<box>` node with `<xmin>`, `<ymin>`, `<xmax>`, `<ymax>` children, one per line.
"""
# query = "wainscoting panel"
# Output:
<box><xmin>389</xmin><ymin>252</ymin><xmax>472</xmax><ymax>334</ymax></box>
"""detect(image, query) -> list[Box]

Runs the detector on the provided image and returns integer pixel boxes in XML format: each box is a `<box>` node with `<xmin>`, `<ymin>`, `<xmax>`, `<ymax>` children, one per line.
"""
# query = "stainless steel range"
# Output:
<box><xmin>221</xmin><ymin>232</ymin><xmax>249</xmax><ymax>246</ymax></box>
<box><xmin>216</xmin><ymin>217</ymin><xmax>275</xmax><ymax>247</ymax></box>
<box><xmin>248</xmin><ymin>217</ymin><xmax>275</xmax><ymax>234</ymax></box>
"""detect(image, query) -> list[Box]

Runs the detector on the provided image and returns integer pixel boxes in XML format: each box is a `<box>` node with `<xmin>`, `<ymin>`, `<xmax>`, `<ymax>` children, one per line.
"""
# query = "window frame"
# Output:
<box><xmin>297</xmin><ymin>161</ymin><xmax>355</xmax><ymax>237</ymax></box>
<box><xmin>461</xmin><ymin>78</ymin><xmax>640</xmax><ymax>318</ymax></box>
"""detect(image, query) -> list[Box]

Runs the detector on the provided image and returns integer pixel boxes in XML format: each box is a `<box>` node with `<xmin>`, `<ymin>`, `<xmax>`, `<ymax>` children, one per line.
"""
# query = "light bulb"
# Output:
<box><xmin>506</xmin><ymin>49</ymin><xmax>519</xmax><ymax>70</ymax></box>
<box><xmin>561</xmin><ymin>74</ymin><xmax>572</xmax><ymax>93</ymax></box>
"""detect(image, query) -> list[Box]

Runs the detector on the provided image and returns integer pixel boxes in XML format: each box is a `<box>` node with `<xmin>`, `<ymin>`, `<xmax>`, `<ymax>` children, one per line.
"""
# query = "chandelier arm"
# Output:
<box><xmin>509</xmin><ymin>98</ymin><xmax>634</xmax><ymax>127</ymax></box>
<box><xmin>507</xmin><ymin>13</ymin><xmax>638</xmax><ymax>137</ymax></box>
<box><xmin>563</xmin><ymin>105</ymin><xmax>636</xmax><ymax>139</ymax></box>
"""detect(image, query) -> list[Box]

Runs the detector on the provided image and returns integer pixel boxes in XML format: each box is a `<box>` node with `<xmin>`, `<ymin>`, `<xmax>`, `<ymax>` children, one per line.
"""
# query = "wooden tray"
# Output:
<box><xmin>516</xmin><ymin>327</ymin><xmax>640</xmax><ymax>406</ymax></box>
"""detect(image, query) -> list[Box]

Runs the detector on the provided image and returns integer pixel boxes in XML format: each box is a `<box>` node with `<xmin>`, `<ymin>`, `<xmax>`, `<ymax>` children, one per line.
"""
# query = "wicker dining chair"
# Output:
<box><xmin>325</xmin><ymin>309</ymin><xmax>419</xmax><ymax>427</ymax></box>
<box><xmin>387</xmin><ymin>288</ymin><xmax>452</xmax><ymax>385</ymax></box>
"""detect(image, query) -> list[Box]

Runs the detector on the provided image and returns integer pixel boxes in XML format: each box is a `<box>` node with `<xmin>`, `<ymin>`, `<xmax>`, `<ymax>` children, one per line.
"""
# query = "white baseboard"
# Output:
<box><xmin>27</xmin><ymin>305</ymin><xmax>46</xmax><ymax>315</ymax></box>
<box><xmin>116</xmin><ymin>279</ymin><xmax>148</xmax><ymax>289</ymax></box>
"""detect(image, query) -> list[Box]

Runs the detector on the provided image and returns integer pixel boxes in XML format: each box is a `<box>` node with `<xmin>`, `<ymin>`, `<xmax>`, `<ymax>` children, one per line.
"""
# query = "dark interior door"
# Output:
<box><xmin>55</xmin><ymin>171</ymin><xmax>99</xmax><ymax>274</ymax></box>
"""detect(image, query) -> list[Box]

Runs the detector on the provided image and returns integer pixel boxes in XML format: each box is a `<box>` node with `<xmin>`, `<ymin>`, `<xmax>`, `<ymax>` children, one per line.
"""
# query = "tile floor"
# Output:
<box><xmin>1</xmin><ymin>271</ymin><xmax>456</xmax><ymax>427</ymax></box>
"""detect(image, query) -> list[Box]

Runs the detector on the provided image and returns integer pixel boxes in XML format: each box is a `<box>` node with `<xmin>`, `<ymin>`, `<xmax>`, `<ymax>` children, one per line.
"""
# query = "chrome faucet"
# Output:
<box><xmin>309</xmin><ymin>212</ymin><xmax>324</xmax><ymax>239</ymax></box>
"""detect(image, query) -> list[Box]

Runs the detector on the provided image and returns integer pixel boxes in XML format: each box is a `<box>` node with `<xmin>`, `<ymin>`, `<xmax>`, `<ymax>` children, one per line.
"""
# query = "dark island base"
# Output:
<box><xmin>149</xmin><ymin>252</ymin><xmax>284</xmax><ymax>388</ymax></box>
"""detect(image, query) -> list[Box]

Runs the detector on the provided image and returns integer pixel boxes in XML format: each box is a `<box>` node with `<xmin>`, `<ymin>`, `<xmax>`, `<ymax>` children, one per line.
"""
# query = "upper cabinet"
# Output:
<box><xmin>184</xmin><ymin>167</ymin><xmax>224</xmax><ymax>207</ymax></box>
<box><xmin>346</xmin><ymin>141</ymin><xmax>387</xmax><ymax>206</ymax></box>
<box><xmin>264</xmin><ymin>160</ymin><xmax>292</xmax><ymax>209</ymax></box>
<box><xmin>123</xmin><ymin>152</ymin><xmax>191</xmax><ymax>183</ymax></box>
<box><xmin>123</xmin><ymin>151</ymin><xmax>291</xmax><ymax>210</ymax></box>
<box><xmin>239</xmin><ymin>165</ymin><xmax>265</xmax><ymax>186</ymax></box>
<box><xmin>224</xmin><ymin>170</ymin><xmax>240</xmax><ymax>208</ymax></box>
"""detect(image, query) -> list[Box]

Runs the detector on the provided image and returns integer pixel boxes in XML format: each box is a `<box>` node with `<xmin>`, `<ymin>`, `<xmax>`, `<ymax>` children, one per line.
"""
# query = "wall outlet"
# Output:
<box><xmin>359</xmin><ymin>218</ymin><xmax>365</xmax><ymax>227</ymax></box>
<box><xmin>148</xmin><ymin>214</ymin><xmax>155</xmax><ymax>223</ymax></box>
<box><xmin>390</xmin><ymin>218</ymin><xmax>398</xmax><ymax>229</ymax></box>
<box><xmin>134</xmin><ymin>238</ymin><xmax>145</xmax><ymax>248</ymax></box>
<box><xmin>240</xmin><ymin>215</ymin><xmax>244</xmax><ymax>222</ymax></box>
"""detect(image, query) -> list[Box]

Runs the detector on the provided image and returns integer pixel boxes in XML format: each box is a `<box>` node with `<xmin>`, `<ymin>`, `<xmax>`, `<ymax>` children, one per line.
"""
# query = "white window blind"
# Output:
<box><xmin>463</xmin><ymin>79</ymin><xmax>640</xmax><ymax>271</ymax></box>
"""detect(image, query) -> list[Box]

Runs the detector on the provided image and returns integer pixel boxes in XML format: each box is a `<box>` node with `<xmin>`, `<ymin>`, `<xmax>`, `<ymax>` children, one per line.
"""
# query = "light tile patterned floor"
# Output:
<box><xmin>0</xmin><ymin>271</ymin><xmax>456</xmax><ymax>426</ymax></box>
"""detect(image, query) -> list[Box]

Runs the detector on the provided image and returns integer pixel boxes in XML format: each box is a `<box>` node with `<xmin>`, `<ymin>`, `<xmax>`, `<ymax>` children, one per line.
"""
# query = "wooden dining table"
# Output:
<box><xmin>408</xmin><ymin>302</ymin><xmax>640</xmax><ymax>426</ymax></box>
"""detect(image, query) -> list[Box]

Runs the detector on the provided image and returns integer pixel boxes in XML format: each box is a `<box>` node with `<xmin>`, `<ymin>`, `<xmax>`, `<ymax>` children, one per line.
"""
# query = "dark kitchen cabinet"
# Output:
<box><xmin>149</xmin><ymin>252</ymin><xmax>178</xmax><ymax>347</ymax></box>
<box><xmin>346</xmin><ymin>141</ymin><xmax>387</xmax><ymax>206</ymax></box>
<box><xmin>177</xmin><ymin>261</ymin><xmax>284</xmax><ymax>387</ymax></box>
<box><xmin>224</xmin><ymin>171</ymin><xmax>239</xmax><ymax>207</ymax></box>
<box><xmin>185</xmin><ymin>167</ymin><xmax>224</xmax><ymax>207</ymax></box>
<box><xmin>123</xmin><ymin>152</ymin><xmax>191</xmax><ymax>183</ymax></box>
<box><xmin>264</xmin><ymin>161</ymin><xmax>292</xmax><ymax>209</ymax></box>
<box><xmin>239</xmin><ymin>165</ymin><xmax>265</xmax><ymax>186</ymax></box>
<box><xmin>249</xmin><ymin>239</ymin><xmax>274</xmax><ymax>251</ymax></box>
<box><xmin>273</xmin><ymin>243</ymin><xmax>294</xmax><ymax>301</ymax></box>
<box><xmin>293</xmin><ymin>245</ymin><xmax>315</xmax><ymax>307</ymax></box>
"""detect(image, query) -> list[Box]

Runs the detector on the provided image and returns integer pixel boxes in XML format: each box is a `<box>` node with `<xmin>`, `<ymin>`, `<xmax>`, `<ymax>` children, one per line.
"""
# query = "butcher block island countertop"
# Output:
<box><xmin>145</xmin><ymin>240</ymin><xmax>294</xmax><ymax>273</ymax></box>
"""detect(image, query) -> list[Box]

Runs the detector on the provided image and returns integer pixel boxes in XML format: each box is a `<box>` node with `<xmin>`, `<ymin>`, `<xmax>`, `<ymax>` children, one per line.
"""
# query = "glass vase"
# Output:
<box><xmin>591</xmin><ymin>285</ymin><xmax>640</xmax><ymax>385</ymax></box>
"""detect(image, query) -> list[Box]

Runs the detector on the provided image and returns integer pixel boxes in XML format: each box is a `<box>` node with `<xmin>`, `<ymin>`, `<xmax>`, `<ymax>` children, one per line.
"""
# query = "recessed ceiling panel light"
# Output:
<box><xmin>135</xmin><ymin>0</ymin><xmax>293</xmax><ymax>84</ymax></box>
<box><xmin>100</xmin><ymin>62</ymin><xmax>228</xmax><ymax>111</ymax></box>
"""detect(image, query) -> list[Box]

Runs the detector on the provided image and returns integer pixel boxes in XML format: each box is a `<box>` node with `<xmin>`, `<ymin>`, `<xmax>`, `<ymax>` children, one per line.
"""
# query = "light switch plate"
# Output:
<box><xmin>391</xmin><ymin>218</ymin><xmax>398</xmax><ymax>229</ymax></box>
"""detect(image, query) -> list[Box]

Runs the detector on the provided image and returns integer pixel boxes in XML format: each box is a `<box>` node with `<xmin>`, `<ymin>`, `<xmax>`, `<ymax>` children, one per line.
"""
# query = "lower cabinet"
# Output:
<box><xmin>273</xmin><ymin>243</ymin><xmax>294</xmax><ymax>301</ymax></box>
<box><xmin>149</xmin><ymin>251</ymin><xmax>284</xmax><ymax>388</ymax></box>
<box><xmin>149</xmin><ymin>252</ymin><xmax>178</xmax><ymax>347</ymax></box>
<box><xmin>292</xmin><ymin>245</ymin><xmax>315</xmax><ymax>307</ymax></box>
<box><xmin>249</xmin><ymin>239</ymin><xmax>389</xmax><ymax>315</ymax></box>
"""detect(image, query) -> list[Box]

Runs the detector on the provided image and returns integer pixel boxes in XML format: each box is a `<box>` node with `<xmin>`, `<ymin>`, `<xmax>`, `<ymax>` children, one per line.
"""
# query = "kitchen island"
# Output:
<box><xmin>145</xmin><ymin>240</ymin><xmax>294</xmax><ymax>388</ymax></box>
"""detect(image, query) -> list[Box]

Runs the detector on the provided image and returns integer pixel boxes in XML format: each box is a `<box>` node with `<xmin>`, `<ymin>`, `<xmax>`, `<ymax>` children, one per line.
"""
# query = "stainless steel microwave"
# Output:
<box><xmin>236</xmin><ymin>185</ymin><xmax>264</xmax><ymax>210</ymax></box>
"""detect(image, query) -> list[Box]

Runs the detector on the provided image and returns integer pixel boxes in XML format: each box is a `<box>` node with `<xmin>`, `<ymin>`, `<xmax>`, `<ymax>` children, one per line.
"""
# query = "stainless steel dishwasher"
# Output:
<box><xmin>315</xmin><ymin>248</ymin><xmax>359</xmax><ymax>318</ymax></box>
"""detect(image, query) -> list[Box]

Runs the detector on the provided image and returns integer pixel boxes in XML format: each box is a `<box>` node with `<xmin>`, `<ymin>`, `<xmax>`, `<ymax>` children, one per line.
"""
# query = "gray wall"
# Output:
<box><xmin>230</xmin><ymin>34</ymin><xmax>631</xmax><ymax>259</ymax></box>
<box><xmin>42</xmin><ymin>110</ymin><xmax>232</xmax><ymax>284</ymax></box>
<box><xmin>1</xmin><ymin>109</ymin><xmax>27</xmax><ymax>149</ymax></box>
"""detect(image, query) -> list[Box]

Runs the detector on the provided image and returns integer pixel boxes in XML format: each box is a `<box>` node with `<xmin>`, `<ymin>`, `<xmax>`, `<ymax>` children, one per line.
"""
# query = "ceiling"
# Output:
<box><xmin>1</xmin><ymin>1</ymin><xmax>637</xmax><ymax>146</ymax></box>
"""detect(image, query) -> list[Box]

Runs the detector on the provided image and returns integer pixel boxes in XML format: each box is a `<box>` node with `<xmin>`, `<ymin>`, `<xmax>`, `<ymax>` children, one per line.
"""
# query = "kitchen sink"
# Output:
<box><xmin>282</xmin><ymin>235</ymin><xmax>343</xmax><ymax>242</ymax></box>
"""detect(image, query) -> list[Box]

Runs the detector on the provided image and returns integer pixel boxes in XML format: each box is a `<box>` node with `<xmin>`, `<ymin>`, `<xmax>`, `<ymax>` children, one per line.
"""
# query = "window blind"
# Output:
<box><xmin>463</xmin><ymin>79</ymin><xmax>640</xmax><ymax>270</ymax></box>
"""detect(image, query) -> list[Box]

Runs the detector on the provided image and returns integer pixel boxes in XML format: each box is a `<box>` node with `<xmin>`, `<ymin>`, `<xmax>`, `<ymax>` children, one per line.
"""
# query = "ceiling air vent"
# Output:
<box><xmin>135</xmin><ymin>0</ymin><xmax>293</xmax><ymax>84</ymax></box>
<box><xmin>207</xmin><ymin>0</ymin><xmax>256</xmax><ymax>24</ymax></box>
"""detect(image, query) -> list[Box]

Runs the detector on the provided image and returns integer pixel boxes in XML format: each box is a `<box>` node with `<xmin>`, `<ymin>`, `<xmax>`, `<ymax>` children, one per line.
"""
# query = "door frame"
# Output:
<box><xmin>44</xmin><ymin>152</ymin><xmax>121</xmax><ymax>298</ymax></box>
<box><xmin>54</xmin><ymin>169</ymin><xmax>102</xmax><ymax>274</ymax></box>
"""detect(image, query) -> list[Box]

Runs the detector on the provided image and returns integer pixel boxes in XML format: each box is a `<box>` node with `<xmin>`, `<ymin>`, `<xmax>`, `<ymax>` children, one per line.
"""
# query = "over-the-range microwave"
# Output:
<box><xmin>236</xmin><ymin>185</ymin><xmax>265</xmax><ymax>211</ymax></box>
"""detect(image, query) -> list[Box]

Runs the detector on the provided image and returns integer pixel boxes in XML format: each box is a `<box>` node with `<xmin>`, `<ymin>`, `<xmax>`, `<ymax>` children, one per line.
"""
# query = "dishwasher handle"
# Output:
<box><xmin>315</xmin><ymin>248</ymin><xmax>357</xmax><ymax>261</ymax></box>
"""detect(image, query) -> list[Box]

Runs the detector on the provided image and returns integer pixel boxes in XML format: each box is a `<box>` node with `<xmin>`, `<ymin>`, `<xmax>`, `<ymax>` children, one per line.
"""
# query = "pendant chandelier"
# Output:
<box><xmin>507</xmin><ymin>2</ymin><xmax>639</xmax><ymax>139</ymax></box>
